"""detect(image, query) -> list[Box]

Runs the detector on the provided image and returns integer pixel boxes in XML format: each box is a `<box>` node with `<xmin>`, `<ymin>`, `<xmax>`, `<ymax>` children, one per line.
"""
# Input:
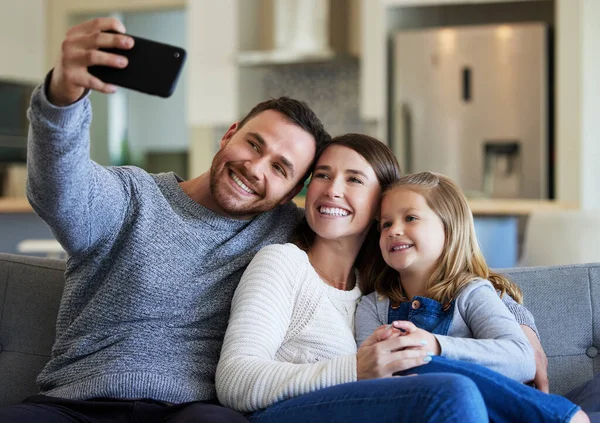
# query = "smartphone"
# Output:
<box><xmin>88</xmin><ymin>32</ymin><xmax>186</xmax><ymax>98</ymax></box>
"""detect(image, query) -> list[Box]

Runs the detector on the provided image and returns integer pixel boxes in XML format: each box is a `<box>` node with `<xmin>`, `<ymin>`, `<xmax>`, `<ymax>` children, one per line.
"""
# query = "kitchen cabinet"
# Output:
<box><xmin>237</xmin><ymin>0</ymin><xmax>361</xmax><ymax>66</ymax></box>
<box><xmin>1</xmin><ymin>196</ymin><xmax>578</xmax><ymax>263</ymax></box>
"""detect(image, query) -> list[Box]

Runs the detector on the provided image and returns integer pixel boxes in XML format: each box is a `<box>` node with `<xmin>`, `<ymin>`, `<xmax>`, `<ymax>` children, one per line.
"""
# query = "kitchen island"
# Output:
<box><xmin>0</xmin><ymin>197</ymin><xmax>578</xmax><ymax>265</ymax></box>
<box><xmin>0</xmin><ymin>197</ymin><xmax>32</xmax><ymax>213</ymax></box>
<box><xmin>293</xmin><ymin>196</ymin><xmax>578</xmax><ymax>268</ymax></box>
<box><xmin>292</xmin><ymin>196</ymin><xmax>577</xmax><ymax>216</ymax></box>
<box><xmin>0</xmin><ymin>198</ymin><xmax>56</xmax><ymax>256</ymax></box>
<box><xmin>3</xmin><ymin>196</ymin><xmax>577</xmax><ymax>216</ymax></box>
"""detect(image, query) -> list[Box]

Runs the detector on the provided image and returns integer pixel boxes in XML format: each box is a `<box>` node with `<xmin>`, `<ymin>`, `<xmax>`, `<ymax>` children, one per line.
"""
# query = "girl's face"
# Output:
<box><xmin>305</xmin><ymin>145</ymin><xmax>381</xmax><ymax>242</ymax></box>
<box><xmin>379</xmin><ymin>187</ymin><xmax>446</xmax><ymax>277</ymax></box>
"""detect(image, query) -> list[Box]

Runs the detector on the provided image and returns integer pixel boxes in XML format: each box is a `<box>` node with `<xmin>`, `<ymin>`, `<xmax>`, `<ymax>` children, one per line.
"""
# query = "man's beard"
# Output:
<box><xmin>209</xmin><ymin>154</ymin><xmax>275</xmax><ymax>218</ymax></box>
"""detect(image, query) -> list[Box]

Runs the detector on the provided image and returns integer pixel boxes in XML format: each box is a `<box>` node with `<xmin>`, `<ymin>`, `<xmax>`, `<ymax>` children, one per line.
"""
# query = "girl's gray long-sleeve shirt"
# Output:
<box><xmin>355</xmin><ymin>279</ymin><xmax>536</xmax><ymax>382</ymax></box>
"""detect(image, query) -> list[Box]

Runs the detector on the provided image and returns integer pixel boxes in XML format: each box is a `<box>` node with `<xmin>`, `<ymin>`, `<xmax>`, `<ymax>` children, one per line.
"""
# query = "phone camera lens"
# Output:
<box><xmin>174</xmin><ymin>52</ymin><xmax>180</xmax><ymax>59</ymax></box>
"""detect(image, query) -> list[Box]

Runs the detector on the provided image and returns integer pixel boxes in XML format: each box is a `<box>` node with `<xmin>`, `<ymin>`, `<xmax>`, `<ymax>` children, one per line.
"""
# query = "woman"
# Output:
<box><xmin>215</xmin><ymin>134</ymin><xmax>488</xmax><ymax>422</ymax></box>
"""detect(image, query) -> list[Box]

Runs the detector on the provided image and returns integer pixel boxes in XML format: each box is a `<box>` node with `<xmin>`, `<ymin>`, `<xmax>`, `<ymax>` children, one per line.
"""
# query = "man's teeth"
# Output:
<box><xmin>319</xmin><ymin>206</ymin><xmax>349</xmax><ymax>217</ymax></box>
<box><xmin>392</xmin><ymin>245</ymin><xmax>412</xmax><ymax>251</ymax></box>
<box><xmin>231</xmin><ymin>172</ymin><xmax>255</xmax><ymax>194</ymax></box>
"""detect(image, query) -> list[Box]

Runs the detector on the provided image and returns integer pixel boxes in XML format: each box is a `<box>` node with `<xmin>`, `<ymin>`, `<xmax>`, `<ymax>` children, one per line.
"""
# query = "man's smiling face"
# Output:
<box><xmin>209</xmin><ymin>110</ymin><xmax>316</xmax><ymax>219</ymax></box>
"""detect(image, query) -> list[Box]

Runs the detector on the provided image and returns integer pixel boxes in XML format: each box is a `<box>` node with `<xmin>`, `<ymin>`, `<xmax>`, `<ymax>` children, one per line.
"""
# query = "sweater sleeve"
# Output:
<box><xmin>215</xmin><ymin>245</ymin><xmax>357</xmax><ymax>413</ymax></box>
<box><xmin>435</xmin><ymin>280</ymin><xmax>536</xmax><ymax>382</ymax></box>
<box><xmin>501</xmin><ymin>293</ymin><xmax>540</xmax><ymax>339</ymax></box>
<box><xmin>354</xmin><ymin>293</ymin><xmax>386</xmax><ymax>347</ymax></box>
<box><xmin>26</xmin><ymin>76</ymin><xmax>130</xmax><ymax>256</ymax></box>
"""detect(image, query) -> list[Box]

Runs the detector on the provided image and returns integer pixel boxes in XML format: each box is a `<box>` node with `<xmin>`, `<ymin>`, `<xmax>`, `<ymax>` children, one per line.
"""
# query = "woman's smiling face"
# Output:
<box><xmin>305</xmin><ymin>145</ymin><xmax>382</xmax><ymax>242</ymax></box>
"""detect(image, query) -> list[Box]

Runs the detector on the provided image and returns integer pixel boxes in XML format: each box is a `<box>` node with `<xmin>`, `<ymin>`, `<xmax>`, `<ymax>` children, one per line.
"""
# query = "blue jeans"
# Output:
<box><xmin>250</xmin><ymin>357</ymin><xmax>580</xmax><ymax>423</ymax></box>
<box><xmin>402</xmin><ymin>357</ymin><xmax>580</xmax><ymax>423</ymax></box>
<box><xmin>249</xmin><ymin>373</ymin><xmax>488</xmax><ymax>423</ymax></box>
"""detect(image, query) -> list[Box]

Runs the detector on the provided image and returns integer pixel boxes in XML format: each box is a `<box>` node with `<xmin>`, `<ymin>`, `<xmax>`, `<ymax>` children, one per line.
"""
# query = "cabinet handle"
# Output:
<box><xmin>462</xmin><ymin>66</ymin><xmax>472</xmax><ymax>102</ymax></box>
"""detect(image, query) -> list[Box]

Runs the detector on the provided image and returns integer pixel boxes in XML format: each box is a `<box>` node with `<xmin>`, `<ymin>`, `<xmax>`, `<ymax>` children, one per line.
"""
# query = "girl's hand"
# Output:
<box><xmin>391</xmin><ymin>320</ymin><xmax>441</xmax><ymax>356</ymax></box>
<box><xmin>356</xmin><ymin>324</ymin><xmax>434</xmax><ymax>380</ymax></box>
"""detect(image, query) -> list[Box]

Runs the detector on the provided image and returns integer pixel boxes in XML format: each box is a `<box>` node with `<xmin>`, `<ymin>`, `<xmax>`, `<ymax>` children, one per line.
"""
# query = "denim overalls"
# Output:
<box><xmin>387</xmin><ymin>296</ymin><xmax>455</xmax><ymax>336</ymax></box>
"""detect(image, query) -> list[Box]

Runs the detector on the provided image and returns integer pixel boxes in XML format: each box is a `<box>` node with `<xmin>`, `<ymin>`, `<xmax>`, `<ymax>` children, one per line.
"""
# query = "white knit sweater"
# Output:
<box><xmin>215</xmin><ymin>243</ymin><xmax>362</xmax><ymax>412</ymax></box>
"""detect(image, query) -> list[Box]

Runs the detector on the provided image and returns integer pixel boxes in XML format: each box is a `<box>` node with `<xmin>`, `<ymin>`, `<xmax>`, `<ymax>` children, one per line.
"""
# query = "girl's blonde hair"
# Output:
<box><xmin>369</xmin><ymin>171</ymin><xmax>523</xmax><ymax>305</ymax></box>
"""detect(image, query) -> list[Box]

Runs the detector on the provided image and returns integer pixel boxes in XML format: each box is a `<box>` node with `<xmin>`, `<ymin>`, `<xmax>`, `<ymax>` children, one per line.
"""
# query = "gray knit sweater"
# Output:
<box><xmin>26</xmin><ymin>83</ymin><xmax>303</xmax><ymax>403</ymax></box>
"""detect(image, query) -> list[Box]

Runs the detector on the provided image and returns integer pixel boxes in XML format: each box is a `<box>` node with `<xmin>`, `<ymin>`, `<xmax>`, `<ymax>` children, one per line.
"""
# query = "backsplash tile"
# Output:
<box><xmin>207</xmin><ymin>60</ymin><xmax>363</xmax><ymax>160</ymax></box>
<box><xmin>261</xmin><ymin>60</ymin><xmax>363</xmax><ymax>137</ymax></box>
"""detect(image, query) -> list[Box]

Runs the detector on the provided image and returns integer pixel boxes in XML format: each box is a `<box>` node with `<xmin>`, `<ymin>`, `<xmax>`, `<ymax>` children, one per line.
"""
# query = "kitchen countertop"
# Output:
<box><xmin>0</xmin><ymin>197</ymin><xmax>33</xmax><ymax>213</ymax></box>
<box><xmin>0</xmin><ymin>196</ymin><xmax>578</xmax><ymax>216</ymax></box>
<box><xmin>463</xmin><ymin>198</ymin><xmax>578</xmax><ymax>216</ymax></box>
<box><xmin>292</xmin><ymin>197</ymin><xmax>578</xmax><ymax>216</ymax></box>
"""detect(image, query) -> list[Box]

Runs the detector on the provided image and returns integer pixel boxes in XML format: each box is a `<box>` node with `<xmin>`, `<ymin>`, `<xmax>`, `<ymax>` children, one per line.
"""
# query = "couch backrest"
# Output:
<box><xmin>0</xmin><ymin>253</ymin><xmax>65</xmax><ymax>406</ymax></box>
<box><xmin>501</xmin><ymin>263</ymin><xmax>600</xmax><ymax>395</ymax></box>
<box><xmin>0</xmin><ymin>253</ymin><xmax>598</xmax><ymax>405</ymax></box>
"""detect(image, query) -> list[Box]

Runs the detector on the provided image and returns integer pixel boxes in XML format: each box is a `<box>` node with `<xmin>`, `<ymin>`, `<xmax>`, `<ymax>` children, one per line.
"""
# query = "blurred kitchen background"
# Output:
<box><xmin>1</xmin><ymin>0</ymin><xmax>599</xmax><ymax>268</ymax></box>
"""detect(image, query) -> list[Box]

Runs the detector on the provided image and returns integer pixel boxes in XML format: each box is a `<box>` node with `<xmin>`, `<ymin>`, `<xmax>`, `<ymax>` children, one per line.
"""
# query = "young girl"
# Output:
<box><xmin>355</xmin><ymin>171</ymin><xmax>589</xmax><ymax>423</ymax></box>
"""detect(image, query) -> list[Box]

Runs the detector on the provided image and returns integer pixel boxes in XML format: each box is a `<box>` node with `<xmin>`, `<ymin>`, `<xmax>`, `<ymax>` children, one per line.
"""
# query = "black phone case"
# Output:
<box><xmin>88</xmin><ymin>33</ymin><xmax>186</xmax><ymax>98</ymax></box>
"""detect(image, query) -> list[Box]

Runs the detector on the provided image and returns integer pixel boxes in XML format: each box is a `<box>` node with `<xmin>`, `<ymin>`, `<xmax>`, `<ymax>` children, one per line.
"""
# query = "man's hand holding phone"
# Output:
<box><xmin>49</xmin><ymin>18</ymin><xmax>133</xmax><ymax>107</ymax></box>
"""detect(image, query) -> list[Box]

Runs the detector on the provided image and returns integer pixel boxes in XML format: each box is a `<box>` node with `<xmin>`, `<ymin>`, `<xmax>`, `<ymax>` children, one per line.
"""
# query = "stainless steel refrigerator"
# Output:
<box><xmin>390</xmin><ymin>23</ymin><xmax>549</xmax><ymax>199</ymax></box>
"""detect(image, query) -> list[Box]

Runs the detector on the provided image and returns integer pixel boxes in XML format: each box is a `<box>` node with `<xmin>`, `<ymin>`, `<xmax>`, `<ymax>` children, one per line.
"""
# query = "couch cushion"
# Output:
<box><xmin>501</xmin><ymin>264</ymin><xmax>600</xmax><ymax>395</ymax></box>
<box><xmin>0</xmin><ymin>253</ymin><xmax>65</xmax><ymax>406</ymax></box>
<box><xmin>0</xmin><ymin>253</ymin><xmax>598</xmax><ymax>404</ymax></box>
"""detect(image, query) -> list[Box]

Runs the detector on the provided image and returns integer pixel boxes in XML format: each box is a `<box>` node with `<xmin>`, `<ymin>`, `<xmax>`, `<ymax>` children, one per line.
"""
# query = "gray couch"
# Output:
<box><xmin>0</xmin><ymin>253</ymin><xmax>598</xmax><ymax>406</ymax></box>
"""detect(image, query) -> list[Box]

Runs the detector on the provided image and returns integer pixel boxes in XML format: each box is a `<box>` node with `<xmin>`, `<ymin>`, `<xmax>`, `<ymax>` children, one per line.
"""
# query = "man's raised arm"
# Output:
<box><xmin>27</xmin><ymin>18</ymin><xmax>136</xmax><ymax>256</ymax></box>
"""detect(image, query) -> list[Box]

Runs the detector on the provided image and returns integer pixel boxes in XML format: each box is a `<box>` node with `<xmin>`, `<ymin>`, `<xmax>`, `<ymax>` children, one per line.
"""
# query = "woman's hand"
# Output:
<box><xmin>356</xmin><ymin>323</ymin><xmax>436</xmax><ymax>380</ymax></box>
<box><xmin>49</xmin><ymin>17</ymin><xmax>134</xmax><ymax>106</ymax></box>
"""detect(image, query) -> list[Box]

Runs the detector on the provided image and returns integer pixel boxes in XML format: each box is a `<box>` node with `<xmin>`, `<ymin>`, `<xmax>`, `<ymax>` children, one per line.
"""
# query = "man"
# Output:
<box><xmin>1</xmin><ymin>17</ymin><xmax>326</xmax><ymax>422</ymax></box>
<box><xmin>0</xmin><ymin>17</ymin><xmax>547</xmax><ymax>422</ymax></box>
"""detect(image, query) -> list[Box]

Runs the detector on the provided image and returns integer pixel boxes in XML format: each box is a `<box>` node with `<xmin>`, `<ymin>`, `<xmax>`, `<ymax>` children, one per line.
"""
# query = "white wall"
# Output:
<box><xmin>555</xmin><ymin>0</ymin><xmax>581</xmax><ymax>205</ymax></box>
<box><xmin>556</xmin><ymin>0</ymin><xmax>600</xmax><ymax>209</ymax></box>
<box><xmin>125</xmin><ymin>9</ymin><xmax>188</xmax><ymax>153</ymax></box>
<box><xmin>187</xmin><ymin>0</ymin><xmax>238</xmax><ymax>126</ymax></box>
<box><xmin>580</xmin><ymin>0</ymin><xmax>600</xmax><ymax>210</ymax></box>
<box><xmin>0</xmin><ymin>0</ymin><xmax>46</xmax><ymax>83</ymax></box>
